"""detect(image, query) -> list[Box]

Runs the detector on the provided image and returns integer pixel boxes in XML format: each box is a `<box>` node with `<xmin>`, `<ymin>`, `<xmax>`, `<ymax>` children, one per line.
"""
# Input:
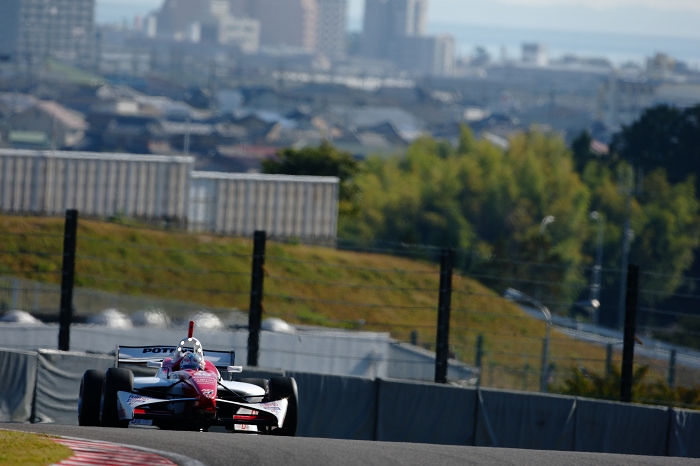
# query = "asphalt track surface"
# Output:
<box><xmin>3</xmin><ymin>423</ymin><xmax>698</xmax><ymax>466</ymax></box>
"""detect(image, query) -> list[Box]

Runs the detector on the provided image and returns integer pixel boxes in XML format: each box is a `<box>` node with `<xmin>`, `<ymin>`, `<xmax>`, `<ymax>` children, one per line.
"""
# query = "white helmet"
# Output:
<box><xmin>181</xmin><ymin>351</ymin><xmax>204</xmax><ymax>370</ymax></box>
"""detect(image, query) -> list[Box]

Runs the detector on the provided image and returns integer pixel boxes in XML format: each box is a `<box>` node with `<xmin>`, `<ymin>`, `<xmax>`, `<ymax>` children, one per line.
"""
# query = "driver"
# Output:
<box><xmin>180</xmin><ymin>351</ymin><xmax>205</xmax><ymax>371</ymax></box>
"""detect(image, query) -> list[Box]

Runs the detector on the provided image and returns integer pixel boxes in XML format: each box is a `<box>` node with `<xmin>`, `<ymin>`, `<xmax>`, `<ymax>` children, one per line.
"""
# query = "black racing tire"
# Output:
<box><xmin>268</xmin><ymin>377</ymin><xmax>298</xmax><ymax>437</ymax></box>
<box><xmin>100</xmin><ymin>367</ymin><xmax>133</xmax><ymax>428</ymax></box>
<box><xmin>78</xmin><ymin>369</ymin><xmax>105</xmax><ymax>426</ymax></box>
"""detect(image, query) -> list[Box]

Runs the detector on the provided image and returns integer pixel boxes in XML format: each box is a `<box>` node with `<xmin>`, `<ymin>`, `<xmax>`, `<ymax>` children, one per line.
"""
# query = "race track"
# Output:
<box><xmin>2</xmin><ymin>423</ymin><xmax>697</xmax><ymax>466</ymax></box>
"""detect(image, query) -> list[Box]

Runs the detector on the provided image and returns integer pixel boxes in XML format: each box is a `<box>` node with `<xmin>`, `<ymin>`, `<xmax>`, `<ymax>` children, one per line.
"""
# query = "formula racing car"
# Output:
<box><xmin>78</xmin><ymin>321</ymin><xmax>298</xmax><ymax>434</ymax></box>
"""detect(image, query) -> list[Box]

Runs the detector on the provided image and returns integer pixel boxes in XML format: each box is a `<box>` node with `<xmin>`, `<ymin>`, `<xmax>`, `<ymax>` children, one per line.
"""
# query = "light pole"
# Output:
<box><xmin>503</xmin><ymin>288</ymin><xmax>552</xmax><ymax>393</ymax></box>
<box><xmin>590</xmin><ymin>211</ymin><xmax>604</xmax><ymax>322</ymax></box>
<box><xmin>540</xmin><ymin>215</ymin><xmax>555</xmax><ymax>235</ymax></box>
<box><xmin>537</xmin><ymin>216</ymin><xmax>555</xmax><ymax>301</ymax></box>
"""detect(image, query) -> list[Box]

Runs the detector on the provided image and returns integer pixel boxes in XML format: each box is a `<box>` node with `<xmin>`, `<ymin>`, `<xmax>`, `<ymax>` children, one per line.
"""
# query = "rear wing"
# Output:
<box><xmin>117</xmin><ymin>345</ymin><xmax>236</xmax><ymax>370</ymax></box>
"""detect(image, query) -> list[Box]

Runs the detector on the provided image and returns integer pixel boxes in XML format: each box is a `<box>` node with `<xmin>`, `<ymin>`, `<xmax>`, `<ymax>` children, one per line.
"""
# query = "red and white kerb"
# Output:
<box><xmin>52</xmin><ymin>438</ymin><xmax>176</xmax><ymax>466</ymax></box>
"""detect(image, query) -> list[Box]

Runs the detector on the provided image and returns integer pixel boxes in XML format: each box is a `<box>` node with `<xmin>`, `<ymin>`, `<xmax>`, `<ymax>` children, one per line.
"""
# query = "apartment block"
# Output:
<box><xmin>0</xmin><ymin>0</ymin><xmax>96</xmax><ymax>66</ymax></box>
<box><xmin>317</xmin><ymin>0</ymin><xmax>347</xmax><ymax>59</ymax></box>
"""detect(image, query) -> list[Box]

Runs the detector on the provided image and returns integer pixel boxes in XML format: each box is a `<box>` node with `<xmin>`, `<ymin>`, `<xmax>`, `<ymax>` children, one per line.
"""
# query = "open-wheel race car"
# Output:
<box><xmin>78</xmin><ymin>321</ymin><xmax>298</xmax><ymax>434</ymax></box>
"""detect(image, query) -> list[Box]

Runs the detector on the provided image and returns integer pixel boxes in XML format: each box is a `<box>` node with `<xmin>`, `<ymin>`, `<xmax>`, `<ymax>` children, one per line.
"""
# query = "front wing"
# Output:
<box><xmin>117</xmin><ymin>391</ymin><xmax>289</xmax><ymax>428</ymax></box>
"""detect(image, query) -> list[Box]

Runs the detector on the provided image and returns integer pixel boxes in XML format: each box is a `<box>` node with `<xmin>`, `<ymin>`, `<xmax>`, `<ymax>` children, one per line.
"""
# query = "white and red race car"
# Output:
<box><xmin>78</xmin><ymin>321</ymin><xmax>298</xmax><ymax>434</ymax></box>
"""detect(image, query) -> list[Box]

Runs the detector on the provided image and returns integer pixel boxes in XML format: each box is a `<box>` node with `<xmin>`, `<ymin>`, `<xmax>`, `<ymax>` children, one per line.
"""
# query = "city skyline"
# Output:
<box><xmin>98</xmin><ymin>0</ymin><xmax>700</xmax><ymax>40</ymax></box>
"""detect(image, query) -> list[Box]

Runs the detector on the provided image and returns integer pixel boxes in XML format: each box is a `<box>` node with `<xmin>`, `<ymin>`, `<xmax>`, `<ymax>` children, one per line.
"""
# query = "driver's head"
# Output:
<box><xmin>181</xmin><ymin>351</ymin><xmax>204</xmax><ymax>370</ymax></box>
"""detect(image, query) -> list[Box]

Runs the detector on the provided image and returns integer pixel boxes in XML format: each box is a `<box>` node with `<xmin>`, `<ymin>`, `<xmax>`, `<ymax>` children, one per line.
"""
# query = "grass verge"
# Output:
<box><xmin>0</xmin><ymin>430</ymin><xmax>72</xmax><ymax>466</ymax></box>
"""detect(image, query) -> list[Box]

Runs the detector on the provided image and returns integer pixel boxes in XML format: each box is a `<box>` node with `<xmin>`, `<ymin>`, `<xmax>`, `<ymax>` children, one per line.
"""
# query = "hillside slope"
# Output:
<box><xmin>0</xmin><ymin>215</ymin><xmax>620</xmax><ymax>390</ymax></box>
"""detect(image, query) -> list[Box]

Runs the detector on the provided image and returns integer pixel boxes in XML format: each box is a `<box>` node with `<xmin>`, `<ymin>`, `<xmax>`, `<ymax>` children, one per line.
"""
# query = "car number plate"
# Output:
<box><xmin>130</xmin><ymin>419</ymin><xmax>153</xmax><ymax>426</ymax></box>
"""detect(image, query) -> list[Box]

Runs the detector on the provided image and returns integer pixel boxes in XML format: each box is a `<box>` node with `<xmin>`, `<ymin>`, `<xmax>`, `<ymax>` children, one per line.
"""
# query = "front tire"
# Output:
<box><xmin>79</xmin><ymin>369</ymin><xmax>105</xmax><ymax>426</ymax></box>
<box><xmin>268</xmin><ymin>377</ymin><xmax>298</xmax><ymax>437</ymax></box>
<box><xmin>100</xmin><ymin>368</ymin><xmax>133</xmax><ymax>428</ymax></box>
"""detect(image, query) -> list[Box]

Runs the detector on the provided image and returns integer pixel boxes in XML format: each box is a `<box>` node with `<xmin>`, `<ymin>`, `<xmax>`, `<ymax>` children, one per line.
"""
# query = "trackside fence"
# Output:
<box><xmin>1</xmin><ymin>211</ymin><xmax>700</xmax><ymax>410</ymax></box>
<box><xmin>0</xmin><ymin>347</ymin><xmax>698</xmax><ymax>458</ymax></box>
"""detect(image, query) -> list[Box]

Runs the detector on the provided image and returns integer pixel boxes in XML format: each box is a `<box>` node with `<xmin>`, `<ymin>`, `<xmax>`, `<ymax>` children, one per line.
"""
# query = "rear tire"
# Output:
<box><xmin>268</xmin><ymin>377</ymin><xmax>298</xmax><ymax>437</ymax></box>
<box><xmin>78</xmin><ymin>369</ymin><xmax>105</xmax><ymax>426</ymax></box>
<box><xmin>100</xmin><ymin>368</ymin><xmax>133</xmax><ymax>428</ymax></box>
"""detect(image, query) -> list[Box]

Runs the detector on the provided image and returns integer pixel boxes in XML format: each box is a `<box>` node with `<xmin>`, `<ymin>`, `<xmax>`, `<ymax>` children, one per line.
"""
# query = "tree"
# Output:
<box><xmin>611</xmin><ymin>104</ymin><xmax>700</xmax><ymax>187</ymax></box>
<box><xmin>262</xmin><ymin>141</ymin><xmax>361</xmax><ymax>216</ymax></box>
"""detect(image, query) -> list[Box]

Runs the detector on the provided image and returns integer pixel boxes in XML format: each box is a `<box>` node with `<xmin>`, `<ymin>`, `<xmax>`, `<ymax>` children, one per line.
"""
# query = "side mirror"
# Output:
<box><xmin>147</xmin><ymin>360</ymin><xmax>163</xmax><ymax>368</ymax></box>
<box><xmin>227</xmin><ymin>366</ymin><xmax>243</xmax><ymax>373</ymax></box>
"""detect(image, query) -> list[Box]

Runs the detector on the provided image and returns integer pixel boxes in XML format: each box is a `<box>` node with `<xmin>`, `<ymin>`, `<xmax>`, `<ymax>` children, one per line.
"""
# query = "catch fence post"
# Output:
<box><xmin>247</xmin><ymin>230</ymin><xmax>266</xmax><ymax>367</ymax></box>
<box><xmin>435</xmin><ymin>247</ymin><xmax>454</xmax><ymax>384</ymax></box>
<box><xmin>620</xmin><ymin>264</ymin><xmax>639</xmax><ymax>403</ymax></box>
<box><xmin>668</xmin><ymin>349</ymin><xmax>677</xmax><ymax>389</ymax></box>
<box><xmin>58</xmin><ymin>209</ymin><xmax>78</xmax><ymax>352</ymax></box>
<box><xmin>475</xmin><ymin>334</ymin><xmax>484</xmax><ymax>387</ymax></box>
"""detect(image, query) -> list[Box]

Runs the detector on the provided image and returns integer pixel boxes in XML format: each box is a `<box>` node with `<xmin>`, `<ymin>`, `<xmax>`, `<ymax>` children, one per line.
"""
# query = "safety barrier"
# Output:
<box><xmin>1</xmin><ymin>347</ymin><xmax>698</xmax><ymax>458</ymax></box>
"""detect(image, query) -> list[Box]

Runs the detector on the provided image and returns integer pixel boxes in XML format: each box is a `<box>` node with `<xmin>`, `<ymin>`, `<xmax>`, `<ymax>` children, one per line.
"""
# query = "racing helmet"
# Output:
<box><xmin>180</xmin><ymin>351</ymin><xmax>204</xmax><ymax>370</ymax></box>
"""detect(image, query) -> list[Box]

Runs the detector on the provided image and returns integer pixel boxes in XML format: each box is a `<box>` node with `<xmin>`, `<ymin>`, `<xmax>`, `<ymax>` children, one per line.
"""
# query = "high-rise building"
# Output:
<box><xmin>154</xmin><ymin>0</ymin><xmax>260</xmax><ymax>52</ymax></box>
<box><xmin>398</xmin><ymin>35</ymin><xmax>454</xmax><ymax>76</ymax></box>
<box><xmin>248</xmin><ymin>0</ymin><xmax>318</xmax><ymax>50</ymax></box>
<box><xmin>362</xmin><ymin>0</ymin><xmax>427</xmax><ymax>59</ymax></box>
<box><xmin>316</xmin><ymin>0</ymin><xmax>346</xmax><ymax>59</ymax></box>
<box><xmin>361</xmin><ymin>0</ymin><xmax>452</xmax><ymax>76</ymax></box>
<box><xmin>391</xmin><ymin>0</ymin><xmax>426</xmax><ymax>37</ymax></box>
<box><xmin>0</xmin><ymin>0</ymin><xmax>96</xmax><ymax>67</ymax></box>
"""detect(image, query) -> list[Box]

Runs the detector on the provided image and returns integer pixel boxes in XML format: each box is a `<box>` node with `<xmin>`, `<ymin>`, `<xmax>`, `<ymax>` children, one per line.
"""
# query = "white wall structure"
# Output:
<box><xmin>188</xmin><ymin>172</ymin><xmax>339</xmax><ymax>240</ymax></box>
<box><xmin>0</xmin><ymin>149</ymin><xmax>193</xmax><ymax>220</ymax></box>
<box><xmin>0</xmin><ymin>149</ymin><xmax>340</xmax><ymax>241</ymax></box>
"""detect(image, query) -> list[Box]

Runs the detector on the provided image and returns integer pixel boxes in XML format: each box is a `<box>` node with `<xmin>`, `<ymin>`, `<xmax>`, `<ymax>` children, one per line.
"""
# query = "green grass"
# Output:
<box><xmin>0</xmin><ymin>215</ymin><xmax>678</xmax><ymax>392</ymax></box>
<box><xmin>0</xmin><ymin>431</ymin><xmax>72</xmax><ymax>466</ymax></box>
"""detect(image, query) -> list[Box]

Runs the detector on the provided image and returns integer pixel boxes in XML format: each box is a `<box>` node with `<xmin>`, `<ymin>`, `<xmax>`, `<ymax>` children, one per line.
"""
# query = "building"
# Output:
<box><xmin>522</xmin><ymin>43</ymin><xmax>548</xmax><ymax>67</ymax></box>
<box><xmin>361</xmin><ymin>0</ymin><xmax>452</xmax><ymax>76</ymax></box>
<box><xmin>154</xmin><ymin>0</ymin><xmax>260</xmax><ymax>52</ymax></box>
<box><xmin>154</xmin><ymin>0</ymin><xmax>209</xmax><ymax>41</ymax></box>
<box><xmin>0</xmin><ymin>0</ymin><xmax>96</xmax><ymax>67</ymax></box>
<box><xmin>362</xmin><ymin>0</ymin><xmax>427</xmax><ymax>60</ymax></box>
<box><xmin>398</xmin><ymin>34</ymin><xmax>455</xmax><ymax>76</ymax></box>
<box><xmin>598</xmin><ymin>75</ymin><xmax>700</xmax><ymax>128</ymax></box>
<box><xmin>248</xmin><ymin>0</ymin><xmax>318</xmax><ymax>51</ymax></box>
<box><xmin>213</xmin><ymin>17</ymin><xmax>260</xmax><ymax>52</ymax></box>
<box><xmin>316</xmin><ymin>0</ymin><xmax>347</xmax><ymax>59</ymax></box>
<box><xmin>8</xmin><ymin>100</ymin><xmax>88</xmax><ymax>149</ymax></box>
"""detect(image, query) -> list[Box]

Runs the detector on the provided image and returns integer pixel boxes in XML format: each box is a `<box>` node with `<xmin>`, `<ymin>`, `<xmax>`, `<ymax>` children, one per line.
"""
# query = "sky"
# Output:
<box><xmin>97</xmin><ymin>0</ymin><xmax>700</xmax><ymax>40</ymax></box>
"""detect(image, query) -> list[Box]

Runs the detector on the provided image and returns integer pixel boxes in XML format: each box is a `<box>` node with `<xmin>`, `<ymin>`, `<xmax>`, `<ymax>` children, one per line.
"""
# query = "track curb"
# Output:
<box><xmin>50</xmin><ymin>436</ymin><xmax>206</xmax><ymax>466</ymax></box>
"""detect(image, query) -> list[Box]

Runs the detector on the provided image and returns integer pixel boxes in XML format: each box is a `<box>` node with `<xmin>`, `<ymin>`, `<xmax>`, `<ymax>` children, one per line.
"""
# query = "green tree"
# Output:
<box><xmin>262</xmin><ymin>141</ymin><xmax>361</xmax><ymax>215</ymax></box>
<box><xmin>611</xmin><ymin>104</ymin><xmax>700</xmax><ymax>187</ymax></box>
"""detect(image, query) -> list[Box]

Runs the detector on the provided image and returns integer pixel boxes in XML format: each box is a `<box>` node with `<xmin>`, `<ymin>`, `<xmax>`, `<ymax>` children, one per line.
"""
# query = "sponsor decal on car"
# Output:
<box><xmin>259</xmin><ymin>401</ymin><xmax>282</xmax><ymax>412</ymax></box>
<box><xmin>142</xmin><ymin>347</ymin><xmax>176</xmax><ymax>354</ymax></box>
<box><xmin>127</xmin><ymin>395</ymin><xmax>151</xmax><ymax>406</ymax></box>
<box><xmin>201</xmin><ymin>389</ymin><xmax>215</xmax><ymax>399</ymax></box>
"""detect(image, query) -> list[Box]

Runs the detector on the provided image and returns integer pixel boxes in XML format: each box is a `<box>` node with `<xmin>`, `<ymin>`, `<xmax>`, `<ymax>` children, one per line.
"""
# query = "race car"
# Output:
<box><xmin>78</xmin><ymin>321</ymin><xmax>298</xmax><ymax>435</ymax></box>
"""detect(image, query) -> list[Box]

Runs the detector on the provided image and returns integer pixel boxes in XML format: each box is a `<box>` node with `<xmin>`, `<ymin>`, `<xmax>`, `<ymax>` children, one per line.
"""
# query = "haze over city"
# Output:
<box><xmin>95</xmin><ymin>0</ymin><xmax>700</xmax><ymax>66</ymax></box>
